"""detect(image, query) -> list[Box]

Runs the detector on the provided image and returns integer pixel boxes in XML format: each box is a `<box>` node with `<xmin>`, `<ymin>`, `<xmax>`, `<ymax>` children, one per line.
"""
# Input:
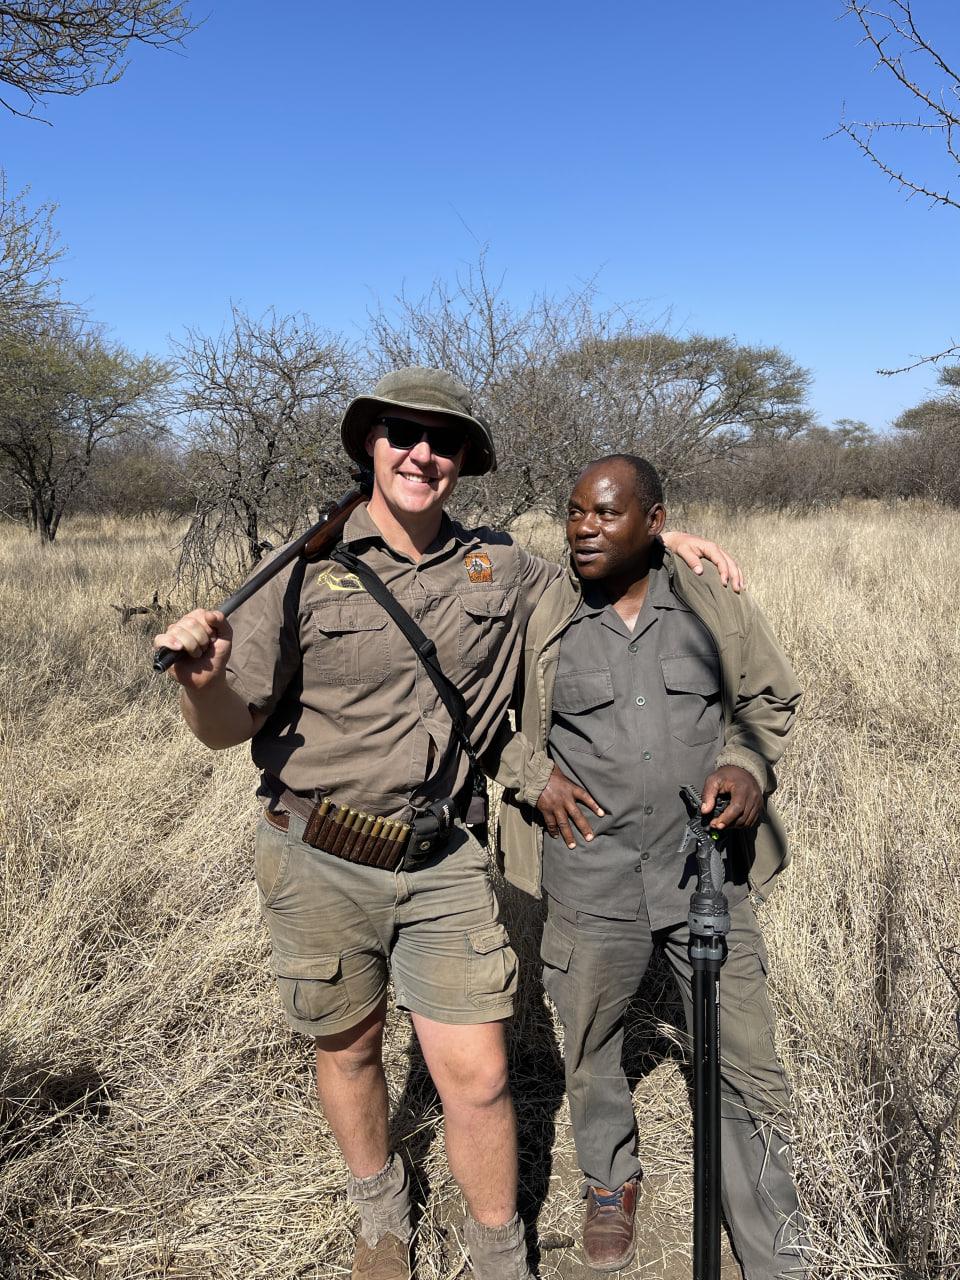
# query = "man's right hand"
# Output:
<box><xmin>154</xmin><ymin>609</ymin><xmax>232</xmax><ymax>691</ymax></box>
<box><xmin>536</xmin><ymin>765</ymin><xmax>605</xmax><ymax>849</ymax></box>
<box><xmin>154</xmin><ymin>609</ymin><xmax>264</xmax><ymax>748</ymax></box>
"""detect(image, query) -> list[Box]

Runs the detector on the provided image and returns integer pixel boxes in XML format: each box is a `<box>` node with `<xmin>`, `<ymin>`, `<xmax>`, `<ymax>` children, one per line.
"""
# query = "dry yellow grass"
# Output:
<box><xmin>1</xmin><ymin>504</ymin><xmax>957</xmax><ymax>1279</ymax></box>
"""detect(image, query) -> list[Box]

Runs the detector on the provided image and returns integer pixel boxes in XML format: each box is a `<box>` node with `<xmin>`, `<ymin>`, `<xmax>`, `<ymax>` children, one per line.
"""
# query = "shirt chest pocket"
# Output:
<box><xmin>312</xmin><ymin>603</ymin><xmax>391</xmax><ymax>685</ymax></box>
<box><xmin>457</xmin><ymin>591</ymin><xmax>511</xmax><ymax>667</ymax></box>
<box><xmin>660</xmin><ymin>652</ymin><xmax>721</xmax><ymax>746</ymax></box>
<box><xmin>550</xmin><ymin>669</ymin><xmax>616</xmax><ymax>757</ymax></box>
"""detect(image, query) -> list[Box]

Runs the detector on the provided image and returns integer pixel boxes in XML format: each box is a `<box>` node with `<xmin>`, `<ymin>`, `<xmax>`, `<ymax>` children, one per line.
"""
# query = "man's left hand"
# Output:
<box><xmin>701</xmin><ymin>766</ymin><xmax>763</xmax><ymax>829</ymax></box>
<box><xmin>536</xmin><ymin>765</ymin><xmax>605</xmax><ymax>849</ymax></box>
<box><xmin>662</xmin><ymin>531</ymin><xmax>743</xmax><ymax>593</ymax></box>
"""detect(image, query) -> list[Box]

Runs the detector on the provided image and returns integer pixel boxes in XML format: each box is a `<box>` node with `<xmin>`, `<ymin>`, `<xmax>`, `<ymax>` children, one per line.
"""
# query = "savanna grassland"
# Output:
<box><xmin>0</xmin><ymin>505</ymin><xmax>958</xmax><ymax>1279</ymax></box>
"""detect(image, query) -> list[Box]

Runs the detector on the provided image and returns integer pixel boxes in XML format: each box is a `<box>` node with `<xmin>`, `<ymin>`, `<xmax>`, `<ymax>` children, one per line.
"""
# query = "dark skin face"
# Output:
<box><xmin>566</xmin><ymin>460</ymin><xmax>666</xmax><ymax>628</ymax></box>
<box><xmin>536</xmin><ymin>458</ymin><xmax>762</xmax><ymax>848</ymax></box>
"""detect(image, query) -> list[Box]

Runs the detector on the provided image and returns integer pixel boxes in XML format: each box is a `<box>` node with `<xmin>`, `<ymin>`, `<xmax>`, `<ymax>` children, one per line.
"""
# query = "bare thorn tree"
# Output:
<box><xmin>173</xmin><ymin>306</ymin><xmax>362</xmax><ymax>600</ymax></box>
<box><xmin>369</xmin><ymin>252</ymin><xmax>812</xmax><ymax>526</ymax></box>
<box><xmin>833</xmin><ymin>2</ymin><xmax>960</xmax><ymax>371</ymax></box>
<box><xmin>0</xmin><ymin>0</ymin><xmax>200</xmax><ymax>120</ymax></box>
<box><xmin>368</xmin><ymin>254</ymin><xmax>615</xmax><ymax>526</ymax></box>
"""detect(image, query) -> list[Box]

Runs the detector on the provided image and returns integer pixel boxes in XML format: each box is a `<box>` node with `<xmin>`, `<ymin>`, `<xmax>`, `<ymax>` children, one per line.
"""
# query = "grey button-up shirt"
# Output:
<box><xmin>542</xmin><ymin>558</ymin><xmax>741</xmax><ymax>929</ymax></box>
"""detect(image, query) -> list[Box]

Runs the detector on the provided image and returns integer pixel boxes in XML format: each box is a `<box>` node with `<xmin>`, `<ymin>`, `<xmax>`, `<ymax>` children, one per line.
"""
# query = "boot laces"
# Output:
<box><xmin>593</xmin><ymin>1186</ymin><xmax>626</xmax><ymax>1214</ymax></box>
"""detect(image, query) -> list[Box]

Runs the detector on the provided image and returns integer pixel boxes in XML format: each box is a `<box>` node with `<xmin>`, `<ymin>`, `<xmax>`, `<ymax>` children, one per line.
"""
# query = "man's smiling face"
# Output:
<box><xmin>365</xmin><ymin>407</ymin><xmax>468</xmax><ymax>526</ymax></box>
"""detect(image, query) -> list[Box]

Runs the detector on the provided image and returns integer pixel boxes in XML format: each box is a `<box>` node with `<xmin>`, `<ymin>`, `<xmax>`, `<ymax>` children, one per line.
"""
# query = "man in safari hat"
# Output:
<box><xmin>156</xmin><ymin>368</ymin><xmax>739</xmax><ymax>1280</ymax></box>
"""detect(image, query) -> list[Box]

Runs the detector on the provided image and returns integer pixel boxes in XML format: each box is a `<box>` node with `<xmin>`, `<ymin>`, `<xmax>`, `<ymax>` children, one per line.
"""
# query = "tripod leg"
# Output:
<box><xmin>692</xmin><ymin>944</ymin><xmax>724</xmax><ymax>1280</ymax></box>
<box><xmin>705</xmin><ymin>963</ymin><xmax>722</xmax><ymax>1280</ymax></box>
<box><xmin>692</xmin><ymin>962</ymin><xmax>707</xmax><ymax>1280</ymax></box>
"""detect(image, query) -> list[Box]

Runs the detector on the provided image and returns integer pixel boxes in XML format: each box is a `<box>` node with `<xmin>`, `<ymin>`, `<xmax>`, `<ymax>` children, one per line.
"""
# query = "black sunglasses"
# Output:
<box><xmin>377</xmin><ymin>416</ymin><xmax>467</xmax><ymax>458</ymax></box>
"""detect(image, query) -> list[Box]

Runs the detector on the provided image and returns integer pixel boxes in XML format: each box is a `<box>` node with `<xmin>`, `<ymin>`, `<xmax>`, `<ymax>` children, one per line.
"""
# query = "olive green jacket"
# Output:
<box><xmin>486</xmin><ymin>548</ymin><xmax>802</xmax><ymax>901</ymax></box>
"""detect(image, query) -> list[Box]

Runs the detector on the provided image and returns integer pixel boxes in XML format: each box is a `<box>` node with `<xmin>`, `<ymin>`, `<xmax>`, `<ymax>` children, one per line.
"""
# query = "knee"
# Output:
<box><xmin>448</xmin><ymin>1050</ymin><xmax>511</xmax><ymax>1112</ymax></box>
<box><xmin>315</xmin><ymin>1001</ymin><xmax>386</xmax><ymax>1074</ymax></box>
<box><xmin>470</xmin><ymin>1054</ymin><xmax>511</xmax><ymax>1106</ymax></box>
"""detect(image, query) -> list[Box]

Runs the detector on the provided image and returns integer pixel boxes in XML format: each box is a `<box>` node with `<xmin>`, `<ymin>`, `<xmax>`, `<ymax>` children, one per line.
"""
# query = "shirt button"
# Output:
<box><xmin>635</xmin><ymin>696</ymin><xmax>645</xmax><ymax>706</ymax></box>
<box><xmin>628</xmin><ymin>641</ymin><xmax>638</xmax><ymax>653</ymax></box>
<box><xmin>644</xmin><ymin>804</ymin><xmax>654</xmax><ymax>814</ymax></box>
<box><xmin>634</xmin><ymin>862</ymin><xmax>644</xmax><ymax>872</ymax></box>
<box><xmin>640</xmin><ymin>851</ymin><xmax>650</xmax><ymax>861</ymax></box>
<box><xmin>642</xmin><ymin>750</ymin><xmax>652</xmax><ymax>760</ymax></box>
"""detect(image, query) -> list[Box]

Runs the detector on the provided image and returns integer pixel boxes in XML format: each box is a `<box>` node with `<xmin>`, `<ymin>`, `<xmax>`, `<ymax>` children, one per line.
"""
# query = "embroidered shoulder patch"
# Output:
<box><xmin>464</xmin><ymin>551</ymin><xmax>493</xmax><ymax>584</ymax></box>
<box><xmin>316</xmin><ymin>565</ymin><xmax>364</xmax><ymax>593</ymax></box>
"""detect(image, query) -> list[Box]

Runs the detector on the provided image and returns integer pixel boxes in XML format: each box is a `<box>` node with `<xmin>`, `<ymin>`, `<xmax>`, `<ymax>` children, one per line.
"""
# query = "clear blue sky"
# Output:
<box><xmin>4</xmin><ymin>0</ymin><xmax>958</xmax><ymax>432</ymax></box>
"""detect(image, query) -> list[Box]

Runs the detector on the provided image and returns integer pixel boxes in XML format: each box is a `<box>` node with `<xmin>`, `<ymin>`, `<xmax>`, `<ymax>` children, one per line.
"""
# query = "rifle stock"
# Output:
<box><xmin>153</xmin><ymin>469</ymin><xmax>374</xmax><ymax>673</ymax></box>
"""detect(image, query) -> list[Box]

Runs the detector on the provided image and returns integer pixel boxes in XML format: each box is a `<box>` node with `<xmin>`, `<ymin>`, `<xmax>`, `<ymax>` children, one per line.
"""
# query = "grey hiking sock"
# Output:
<box><xmin>463</xmin><ymin>1212</ymin><xmax>532</xmax><ymax>1280</ymax></box>
<box><xmin>346</xmin><ymin>1152</ymin><xmax>412</xmax><ymax>1248</ymax></box>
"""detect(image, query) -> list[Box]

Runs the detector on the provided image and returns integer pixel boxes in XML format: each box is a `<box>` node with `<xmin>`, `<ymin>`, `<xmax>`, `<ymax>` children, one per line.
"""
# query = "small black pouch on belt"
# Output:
<box><xmin>464</xmin><ymin>770</ymin><xmax>489</xmax><ymax>845</ymax></box>
<box><xmin>406</xmin><ymin>798</ymin><xmax>457</xmax><ymax>869</ymax></box>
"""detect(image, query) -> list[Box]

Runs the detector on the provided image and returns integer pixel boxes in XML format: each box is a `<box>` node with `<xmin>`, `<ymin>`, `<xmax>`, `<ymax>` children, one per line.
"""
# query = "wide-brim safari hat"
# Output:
<box><xmin>340</xmin><ymin>367</ymin><xmax>497</xmax><ymax>476</ymax></box>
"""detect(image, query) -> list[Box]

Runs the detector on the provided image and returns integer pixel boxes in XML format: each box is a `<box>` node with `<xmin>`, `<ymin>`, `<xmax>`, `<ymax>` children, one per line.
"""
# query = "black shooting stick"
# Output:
<box><xmin>681</xmin><ymin>783</ymin><xmax>731</xmax><ymax>1280</ymax></box>
<box><xmin>153</xmin><ymin>470</ymin><xmax>374</xmax><ymax>674</ymax></box>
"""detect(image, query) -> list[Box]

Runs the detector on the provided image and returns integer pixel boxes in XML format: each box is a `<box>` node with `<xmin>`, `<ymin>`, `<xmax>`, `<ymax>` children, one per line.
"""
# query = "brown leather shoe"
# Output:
<box><xmin>351</xmin><ymin>1232</ymin><xmax>410</xmax><ymax>1280</ymax></box>
<box><xmin>582</xmin><ymin>1181</ymin><xmax>639</xmax><ymax>1271</ymax></box>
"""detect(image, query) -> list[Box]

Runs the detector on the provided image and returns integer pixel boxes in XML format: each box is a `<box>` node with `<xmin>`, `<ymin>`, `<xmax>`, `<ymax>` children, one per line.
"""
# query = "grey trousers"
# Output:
<box><xmin>541</xmin><ymin>894</ymin><xmax>810</xmax><ymax>1280</ymax></box>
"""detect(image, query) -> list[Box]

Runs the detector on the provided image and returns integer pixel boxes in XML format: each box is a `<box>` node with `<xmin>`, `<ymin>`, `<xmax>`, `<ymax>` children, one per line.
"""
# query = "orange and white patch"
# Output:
<box><xmin>464</xmin><ymin>551</ymin><xmax>493</xmax><ymax>584</ymax></box>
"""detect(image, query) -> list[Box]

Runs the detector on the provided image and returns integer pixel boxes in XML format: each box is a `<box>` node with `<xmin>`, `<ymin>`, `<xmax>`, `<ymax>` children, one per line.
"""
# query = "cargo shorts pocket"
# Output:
<box><xmin>271</xmin><ymin>950</ymin><xmax>349</xmax><ymax>1025</ymax></box>
<box><xmin>540</xmin><ymin>918</ymin><xmax>575</xmax><ymax>1006</ymax></box>
<box><xmin>465</xmin><ymin>922</ymin><xmax>518</xmax><ymax>1009</ymax></box>
<box><xmin>540</xmin><ymin>919</ymin><xmax>575</xmax><ymax>972</ymax></box>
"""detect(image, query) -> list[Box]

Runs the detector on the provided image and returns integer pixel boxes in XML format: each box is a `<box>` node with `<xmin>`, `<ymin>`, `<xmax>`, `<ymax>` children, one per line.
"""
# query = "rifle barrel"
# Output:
<box><xmin>153</xmin><ymin>470</ymin><xmax>373</xmax><ymax>673</ymax></box>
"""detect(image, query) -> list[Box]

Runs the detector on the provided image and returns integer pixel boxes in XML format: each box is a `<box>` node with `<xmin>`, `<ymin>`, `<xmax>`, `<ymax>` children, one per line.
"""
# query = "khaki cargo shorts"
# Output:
<box><xmin>254</xmin><ymin>811</ymin><xmax>518</xmax><ymax>1037</ymax></box>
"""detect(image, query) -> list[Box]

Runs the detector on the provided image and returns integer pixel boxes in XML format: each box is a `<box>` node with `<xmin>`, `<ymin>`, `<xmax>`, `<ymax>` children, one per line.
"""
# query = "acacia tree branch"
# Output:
<box><xmin>833</xmin><ymin>2</ymin><xmax>960</xmax><ymax>208</ymax></box>
<box><xmin>877</xmin><ymin>342</ymin><xmax>960</xmax><ymax>375</ymax></box>
<box><xmin>0</xmin><ymin>1</ymin><xmax>200</xmax><ymax>120</ymax></box>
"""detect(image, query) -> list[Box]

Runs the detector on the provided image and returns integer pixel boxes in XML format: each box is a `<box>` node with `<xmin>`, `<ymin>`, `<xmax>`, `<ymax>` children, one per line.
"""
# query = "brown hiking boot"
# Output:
<box><xmin>351</xmin><ymin>1232</ymin><xmax>410</xmax><ymax>1280</ymax></box>
<box><xmin>582</xmin><ymin>1181</ymin><xmax>639</xmax><ymax>1271</ymax></box>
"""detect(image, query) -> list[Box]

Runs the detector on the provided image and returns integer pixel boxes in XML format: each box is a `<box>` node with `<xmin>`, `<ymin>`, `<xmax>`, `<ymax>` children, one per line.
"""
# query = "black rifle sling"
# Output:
<box><xmin>328</xmin><ymin>547</ymin><xmax>480</xmax><ymax>775</ymax></box>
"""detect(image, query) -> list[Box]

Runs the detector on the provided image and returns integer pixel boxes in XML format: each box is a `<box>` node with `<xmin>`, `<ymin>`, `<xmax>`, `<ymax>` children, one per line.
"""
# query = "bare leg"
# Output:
<box><xmin>411</xmin><ymin>1013</ymin><xmax>517</xmax><ymax>1226</ymax></box>
<box><xmin>315</xmin><ymin>995</ymin><xmax>391</xmax><ymax>1178</ymax></box>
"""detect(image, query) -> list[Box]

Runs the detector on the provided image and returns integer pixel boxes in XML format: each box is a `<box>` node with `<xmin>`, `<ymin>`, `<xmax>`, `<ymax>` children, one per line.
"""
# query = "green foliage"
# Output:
<box><xmin>559</xmin><ymin>332</ymin><xmax>813</xmax><ymax>485</ymax></box>
<box><xmin>0</xmin><ymin>171</ymin><xmax>64</xmax><ymax>333</ymax></box>
<box><xmin>891</xmin><ymin>364</ymin><xmax>960</xmax><ymax>504</ymax></box>
<box><xmin>0</xmin><ymin>312</ymin><xmax>171</xmax><ymax>540</ymax></box>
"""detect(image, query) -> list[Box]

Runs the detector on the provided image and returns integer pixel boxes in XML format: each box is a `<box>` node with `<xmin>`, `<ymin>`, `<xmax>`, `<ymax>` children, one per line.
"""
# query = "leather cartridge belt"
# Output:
<box><xmin>263</xmin><ymin>778</ymin><xmax>457</xmax><ymax>873</ymax></box>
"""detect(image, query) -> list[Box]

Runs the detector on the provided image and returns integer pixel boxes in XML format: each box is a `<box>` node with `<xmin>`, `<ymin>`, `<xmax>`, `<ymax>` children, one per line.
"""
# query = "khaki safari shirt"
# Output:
<box><xmin>226</xmin><ymin>503</ymin><xmax>558</xmax><ymax>819</ymax></box>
